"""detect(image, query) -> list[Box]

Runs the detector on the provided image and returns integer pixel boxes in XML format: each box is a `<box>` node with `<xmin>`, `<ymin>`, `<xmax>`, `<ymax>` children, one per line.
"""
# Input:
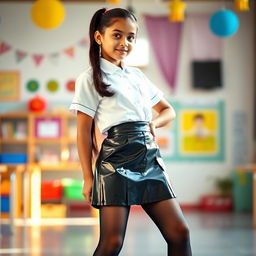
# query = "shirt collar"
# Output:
<box><xmin>100</xmin><ymin>57</ymin><xmax>129</xmax><ymax>75</ymax></box>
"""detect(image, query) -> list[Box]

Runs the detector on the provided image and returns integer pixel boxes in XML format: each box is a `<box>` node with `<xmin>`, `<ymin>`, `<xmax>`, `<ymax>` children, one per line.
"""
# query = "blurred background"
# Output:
<box><xmin>0</xmin><ymin>0</ymin><xmax>255</xmax><ymax>255</ymax></box>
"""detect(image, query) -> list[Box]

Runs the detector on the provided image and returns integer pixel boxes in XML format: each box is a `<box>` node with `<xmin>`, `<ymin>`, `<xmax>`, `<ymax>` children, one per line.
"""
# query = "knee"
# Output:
<box><xmin>106</xmin><ymin>235</ymin><xmax>124</xmax><ymax>254</ymax></box>
<box><xmin>166</xmin><ymin>222</ymin><xmax>191</xmax><ymax>244</ymax></box>
<box><xmin>176</xmin><ymin>222</ymin><xmax>190</xmax><ymax>242</ymax></box>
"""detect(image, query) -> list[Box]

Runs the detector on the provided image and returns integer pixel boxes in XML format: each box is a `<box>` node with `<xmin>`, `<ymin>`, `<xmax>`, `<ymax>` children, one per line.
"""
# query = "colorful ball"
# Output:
<box><xmin>31</xmin><ymin>0</ymin><xmax>65</xmax><ymax>30</ymax></box>
<box><xmin>209</xmin><ymin>10</ymin><xmax>239</xmax><ymax>37</ymax></box>
<box><xmin>28</xmin><ymin>95</ymin><xmax>47</xmax><ymax>112</ymax></box>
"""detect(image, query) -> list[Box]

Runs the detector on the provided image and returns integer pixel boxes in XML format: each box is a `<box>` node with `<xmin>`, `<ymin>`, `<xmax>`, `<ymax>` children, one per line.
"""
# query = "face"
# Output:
<box><xmin>94</xmin><ymin>17</ymin><xmax>137</xmax><ymax>67</ymax></box>
<box><xmin>194</xmin><ymin>117</ymin><xmax>204</xmax><ymax>128</ymax></box>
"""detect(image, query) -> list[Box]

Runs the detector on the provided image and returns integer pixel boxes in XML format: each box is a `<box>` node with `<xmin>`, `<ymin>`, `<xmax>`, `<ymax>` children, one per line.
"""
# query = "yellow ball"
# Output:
<box><xmin>31</xmin><ymin>0</ymin><xmax>65</xmax><ymax>29</ymax></box>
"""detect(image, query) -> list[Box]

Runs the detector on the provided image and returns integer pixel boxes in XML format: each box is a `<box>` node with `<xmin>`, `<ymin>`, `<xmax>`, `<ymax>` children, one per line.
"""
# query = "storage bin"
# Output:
<box><xmin>62</xmin><ymin>178</ymin><xmax>84</xmax><ymax>200</ymax></box>
<box><xmin>232</xmin><ymin>171</ymin><xmax>252</xmax><ymax>212</ymax></box>
<box><xmin>0</xmin><ymin>153</ymin><xmax>27</xmax><ymax>164</ymax></box>
<box><xmin>200</xmin><ymin>194</ymin><xmax>232</xmax><ymax>211</ymax></box>
<box><xmin>41</xmin><ymin>180</ymin><xmax>63</xmax><ymax>200</ymax></box>
<box><xmin>41</xmin><ymin>204</ymin><xmax>67</xmax><ymax>218</ymax></box>
<box><xmin>0</xmin><ymin>196</ymin><xmax>10</xmax><ymax>213</ymax></box>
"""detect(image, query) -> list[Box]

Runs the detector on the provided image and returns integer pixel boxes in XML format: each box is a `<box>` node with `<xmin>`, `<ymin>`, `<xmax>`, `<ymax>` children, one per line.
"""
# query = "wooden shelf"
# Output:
<box><xmin>0</xmin><ymin>111</ymin><xmax>79</xmax><ymax>166</ymax></box>
<box><xmin>0</xmin><ymin>111</ymin><xmax>81</xmax><ymax>219</ymax></box>
<box><xmin>39</xmin><ymin>162</ymin><xmax>81</xmax><ymax>171</ymax></box>
<box><xmin>33</xmin><ymin>138</ymin><xmax>63</xmax><ymax>144</ymax></box>
<box><xmin>0</xmin><ymin>112</ymin><xmax>29</xmax><ymax>118</ymax></box>
<box><xmin>63</xmin><ymin>137</ymin><xmax>76</xmax><ymax>143</ymax></box>
<box><xmin>0</xmin><ymin>138</ymin><xmax>28</xmax><ymax>143</ymax></box>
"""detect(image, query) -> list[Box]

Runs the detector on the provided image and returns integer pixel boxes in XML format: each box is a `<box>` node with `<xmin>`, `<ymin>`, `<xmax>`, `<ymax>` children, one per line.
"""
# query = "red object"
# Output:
<box><xmin>200</xmin><ymin>194</ymin><xmax>233</xmax><ymax>211</ymax></box>
<box><xmin>41</xmin><ymin>180</ymin><xmax>63</xmax><ymax>200</ymax></box>
<box><xmin>66</xmin><ymin>80</ymin><xmax>75</xmax><ymax>92</ymax></box>
<box><xmin>28</xmin><ymin>95</ymin><xmax>47</xmax><ymax>112</ymax></box>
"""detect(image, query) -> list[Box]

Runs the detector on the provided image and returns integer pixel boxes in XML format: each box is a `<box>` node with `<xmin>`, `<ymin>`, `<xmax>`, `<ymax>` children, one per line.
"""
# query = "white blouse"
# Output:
<box><xmin>69</xmin><ymin>58</ymin><xmax>163</xmax><ymax>135</ymax></box>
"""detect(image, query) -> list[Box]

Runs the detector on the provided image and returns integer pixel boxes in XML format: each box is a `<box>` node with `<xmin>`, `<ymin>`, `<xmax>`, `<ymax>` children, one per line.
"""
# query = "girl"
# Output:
<box><xmin>70</xmin><ymin>7</ymin><xmax>192</xmax><ymax>256</ymax></box>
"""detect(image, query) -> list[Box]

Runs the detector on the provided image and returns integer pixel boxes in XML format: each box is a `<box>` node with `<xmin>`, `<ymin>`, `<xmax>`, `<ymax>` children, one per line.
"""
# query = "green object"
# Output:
<box><xmin>27</xmin><ymin>80</ymin><xmax>39</xmax><ymax>92</ymax></box>
<box><xmin>215</xmin><ymin>177</ymin><xmax>233</xmax><ymax>196</ymax></box>
<box><xmin>232</xmin><ymin>171</ymin><xmax>252</xmax><ymax>212</ymax></box>
<box><xmin>62</xmin><ymin>178</ymin><xmax>84</xmax><ymax>200</ymax></box>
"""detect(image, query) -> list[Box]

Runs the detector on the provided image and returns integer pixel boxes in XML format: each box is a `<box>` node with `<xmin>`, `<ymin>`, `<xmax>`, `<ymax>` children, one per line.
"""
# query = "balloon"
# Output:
<box><xmin>28</xmin><ymin>95</ymin><xmax>47</xmax><ymax>112</ymax></box>
<box><xmin>31</xmin><ymin>0</ymin><xmax>65</xmax><ymax>30</ymax></box>
<box><xmin>209</xmin><ymin>10</ymin><xmax>239</xmax><ymax>37</ymax></box>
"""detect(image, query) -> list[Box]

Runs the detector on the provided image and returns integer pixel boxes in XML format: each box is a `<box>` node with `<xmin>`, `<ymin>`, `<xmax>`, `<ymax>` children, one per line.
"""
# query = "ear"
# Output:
<box><xmin>94</xmin><ymin>31</ymin><xmax>103</xmax><ymax>45</ymax></box>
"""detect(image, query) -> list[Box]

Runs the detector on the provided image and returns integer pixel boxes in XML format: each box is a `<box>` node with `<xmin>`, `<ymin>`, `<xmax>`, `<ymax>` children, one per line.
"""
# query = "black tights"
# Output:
<box><xmin>93</xmin><ymin>198</ymin><xmax>192</xmax><ymax>256</ymax></box>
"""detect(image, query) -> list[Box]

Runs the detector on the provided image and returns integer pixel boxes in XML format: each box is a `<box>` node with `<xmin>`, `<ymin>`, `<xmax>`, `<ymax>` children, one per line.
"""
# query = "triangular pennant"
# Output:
<box><xmin>48</xmin><ymin>52</ymin><xmax>60</xmax><ymax>65</ymax></box>
<box><xmin>78</xmin><ymin>37</ymin><xmax>89</xmax><ymax>47</ymax></box>
<box><xmin>32</xmin><ymin>54</ymin><xmax>44</xmax><ymax>67</ymax></box>
<box><xmin>63</xmin><ymin>47</ymin><xmax>74</xmax><ymax>58</ymax></box>
<box><xmin>0</xmin><ymin>41</ymin><xmax>12</xmax><ymax>55</ymax></box>
<box><xmin>15</xmin><ymin>50</ymin><xmax>27</xmax><ymax>63</ymax></box>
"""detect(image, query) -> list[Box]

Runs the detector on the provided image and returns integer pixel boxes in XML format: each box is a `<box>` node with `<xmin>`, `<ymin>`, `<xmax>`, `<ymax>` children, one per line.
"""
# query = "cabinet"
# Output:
<box><xmin>0</xmin><ymin>111</ymin><xmax>83</xmax><ymax>219</ymax></box>
<box><xmin>0</xmin><ymin>111</ymin><xmax>80</xmax><ymax>168</ymax></box>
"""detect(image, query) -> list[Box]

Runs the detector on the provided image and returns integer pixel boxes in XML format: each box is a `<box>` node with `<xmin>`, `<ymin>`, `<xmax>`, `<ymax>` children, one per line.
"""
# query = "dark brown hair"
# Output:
<box><xmin>89</xmin><ymin>8</ymin><xmax>137</xmax><ymax>157</ymax></box>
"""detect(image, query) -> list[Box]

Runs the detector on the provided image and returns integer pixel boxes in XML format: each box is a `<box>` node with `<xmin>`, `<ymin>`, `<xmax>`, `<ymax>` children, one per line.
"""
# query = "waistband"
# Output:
<box><xmin>107</xmin><ymin>121</ymin><xmax>151</xmax><ymax>137</ymax></box>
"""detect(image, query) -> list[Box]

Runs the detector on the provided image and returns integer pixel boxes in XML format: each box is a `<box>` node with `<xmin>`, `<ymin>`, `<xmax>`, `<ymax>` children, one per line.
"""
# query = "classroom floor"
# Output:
<box><xmin>0</xmin><ymin>208</ymin><xmax>255</xmax><ymax>256</ymax></box>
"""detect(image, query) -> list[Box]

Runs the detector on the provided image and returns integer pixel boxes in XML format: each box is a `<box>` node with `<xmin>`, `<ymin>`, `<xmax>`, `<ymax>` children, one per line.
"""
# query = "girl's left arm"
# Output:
<box><xmin>149</xmin><ymin>98</ymin><xmax>176</xmax><ymax>138</ymax></box>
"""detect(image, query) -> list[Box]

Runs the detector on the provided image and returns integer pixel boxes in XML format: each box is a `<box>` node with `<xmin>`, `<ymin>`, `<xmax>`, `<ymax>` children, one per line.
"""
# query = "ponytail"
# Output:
<box><xmin>89</xmin><ymin>8</ymin><xmax>114</xmax><ymax>98</ymax></box>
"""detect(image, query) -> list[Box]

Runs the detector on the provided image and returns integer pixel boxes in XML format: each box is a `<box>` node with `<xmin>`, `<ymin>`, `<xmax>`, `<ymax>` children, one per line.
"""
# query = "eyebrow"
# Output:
<box><xmin>112</xmin><ymin>29</ymin><xmax>136</xmax><ymax>35</ymax></box>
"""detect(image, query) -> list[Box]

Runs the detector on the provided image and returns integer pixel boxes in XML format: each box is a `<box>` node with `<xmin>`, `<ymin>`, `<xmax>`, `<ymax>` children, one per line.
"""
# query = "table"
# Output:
<box><xmin>0</xmin><ymin>164</ymin><xmax>27</xmax><ymax>234</ymax></box>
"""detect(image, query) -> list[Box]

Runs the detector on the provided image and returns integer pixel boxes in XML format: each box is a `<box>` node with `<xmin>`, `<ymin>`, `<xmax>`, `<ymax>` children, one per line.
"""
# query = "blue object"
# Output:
<box><xmin>0</xmin><ymin>153</ymin><xmax>27</xmax><ymax>164</ymax></box>
<box><xmin>209</xmin><ymin>9</ymin><xmax>239</xmax><ymax>37</ymax></box>
<box><xmin>1</xmin><ymin>196</ymin><xmax>10</xmax><ymax>213</ymax></box>
<box><xmin>232</xmin><ymin>171</ymin><xmax>252</xmax><ymax>212</ymax></box>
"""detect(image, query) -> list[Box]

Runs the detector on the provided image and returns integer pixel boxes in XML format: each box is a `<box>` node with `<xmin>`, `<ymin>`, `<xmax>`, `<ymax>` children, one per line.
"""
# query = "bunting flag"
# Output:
<box><xmin>79</xmin><ymin>38</ymin><xmax>89</xmax><ymax>47</ymax></box>
<box><xmin>15</xmin><ymin>50</ymin><xmax>28</xmax><ymax>63</ymax></box>
<box><xmin>32</xmin><ymin>54</ymin><xmax>44</xmax><ymax>66</ymax></box>
<box><xmin>0</xmin><ymin>36</ymin><xmax>88</xmax><ymax>67</ymax></box>
<box><xmin>63</xmin><ymin>46</ymin><xmax>74</xmax><ymax>58</ymax></box>
<box><xmin>0</xmin><ymin>41</ymin><xmax>12</xmax><ymax>55</ymax></box>
<box><xmin>48</xmin><ymin>52</ymin><xmax>60</xmax><ymax>65</ymax></box>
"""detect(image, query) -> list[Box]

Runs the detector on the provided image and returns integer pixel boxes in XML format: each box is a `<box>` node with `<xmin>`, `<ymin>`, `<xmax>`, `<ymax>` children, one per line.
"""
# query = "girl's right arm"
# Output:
<box><xmin>77</xmin><ymin>111</ymin><xmax>94</xmax><ymax>202</ymax></box>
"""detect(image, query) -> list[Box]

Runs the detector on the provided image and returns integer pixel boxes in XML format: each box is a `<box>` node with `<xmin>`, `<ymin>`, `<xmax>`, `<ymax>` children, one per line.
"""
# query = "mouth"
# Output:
<box><xmin>115</xmin><ymin>49</ymin><xmax>128</xmax><ymax>54</ymax></box>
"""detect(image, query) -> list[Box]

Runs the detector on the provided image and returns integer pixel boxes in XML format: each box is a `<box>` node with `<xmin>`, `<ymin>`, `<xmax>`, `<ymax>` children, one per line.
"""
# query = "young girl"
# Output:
<box><xmin>70</xmin><ymin>7</ymin><xmax>192</xmax><ymax>256</ymax></box>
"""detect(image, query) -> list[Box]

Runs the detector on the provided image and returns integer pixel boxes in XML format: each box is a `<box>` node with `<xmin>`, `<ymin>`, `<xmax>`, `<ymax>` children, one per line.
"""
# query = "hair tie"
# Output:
<box><xmin>102</xmin><ymin>9</ymin><xmax>109</xmax><ymax>15</ymax></box>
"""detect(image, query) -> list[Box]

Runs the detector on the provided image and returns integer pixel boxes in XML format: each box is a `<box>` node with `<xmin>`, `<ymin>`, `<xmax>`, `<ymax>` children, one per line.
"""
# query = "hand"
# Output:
<box><xmin>149</xmin><ymin>121</ymin><xmax>156</xmax><ymax>141</ymax></box>
<box><xmin>82</xmin><ymin>177</ymin><xmax>93</xmax><ymax>203</ymax></box>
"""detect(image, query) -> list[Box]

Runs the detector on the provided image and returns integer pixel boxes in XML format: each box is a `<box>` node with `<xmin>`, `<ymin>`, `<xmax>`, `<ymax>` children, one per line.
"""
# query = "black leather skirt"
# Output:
<box><xmin>91</xmin><ymin>121</ymin><xmax>176</xmax><ymax>209</ymax></box>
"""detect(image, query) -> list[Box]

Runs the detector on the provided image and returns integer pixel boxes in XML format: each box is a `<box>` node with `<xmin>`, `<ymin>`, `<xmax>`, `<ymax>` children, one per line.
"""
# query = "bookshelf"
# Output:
<box><xmin>0</xmin><ymin>111</ymin><xmax>82</xmax><ymax>219</ymax></box>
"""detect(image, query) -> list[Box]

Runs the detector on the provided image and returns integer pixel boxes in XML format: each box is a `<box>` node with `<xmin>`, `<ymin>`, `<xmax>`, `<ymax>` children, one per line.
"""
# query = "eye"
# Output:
<box><xmin>113</xmin><ymin>33</ymin><xmax>121</xmax><ymax>39</ymax></box>
<box><xmin>127</xmin><ymin>35</ymin><xmax>135</xmax><ymax>42</ymax></box>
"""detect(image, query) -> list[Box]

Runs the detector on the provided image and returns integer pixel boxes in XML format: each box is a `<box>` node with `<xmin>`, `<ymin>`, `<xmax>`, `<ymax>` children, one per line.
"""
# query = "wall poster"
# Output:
<box><xmin>0</xmin><ymin>71</ymin><xmax>20</xmax><ymax>101</ymax></box>
<box><xmin>156</xmin><ymin>100</ymin><xmax>225</xmax><ymax>161</ymax></box>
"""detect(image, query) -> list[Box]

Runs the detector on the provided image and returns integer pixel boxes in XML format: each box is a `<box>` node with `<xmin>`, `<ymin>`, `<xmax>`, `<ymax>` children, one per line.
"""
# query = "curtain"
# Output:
<box><xmin>144</xmin><ymin>15</ymin><xmax>183</xmax><ymax>91</ymax></box>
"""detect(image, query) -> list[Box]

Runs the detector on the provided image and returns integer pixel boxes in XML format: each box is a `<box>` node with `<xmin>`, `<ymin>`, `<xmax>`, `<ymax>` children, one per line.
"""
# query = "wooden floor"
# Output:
<box><xmin>0</xmin><ymin>208</ymin><xmax>255</xmax><ymax>256</ymax></box>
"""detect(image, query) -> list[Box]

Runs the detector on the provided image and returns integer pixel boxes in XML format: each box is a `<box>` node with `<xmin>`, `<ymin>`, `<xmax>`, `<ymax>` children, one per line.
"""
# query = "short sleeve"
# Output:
<box><xmin>69</xmin><ymin>71</ymin><xmax>100</xmax><ymax>117</ymax></box>
<box><xmin>138</xmin><ymin>70</ymin><xmax>164</xmax><ymax>107</ymax></box>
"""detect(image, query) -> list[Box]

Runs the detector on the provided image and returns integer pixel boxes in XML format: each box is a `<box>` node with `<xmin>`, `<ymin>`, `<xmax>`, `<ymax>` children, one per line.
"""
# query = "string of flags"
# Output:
<box><xmin>0</xmin><ymin>37</ymin><xmax>89</xmax><ymax>67</ymax></box>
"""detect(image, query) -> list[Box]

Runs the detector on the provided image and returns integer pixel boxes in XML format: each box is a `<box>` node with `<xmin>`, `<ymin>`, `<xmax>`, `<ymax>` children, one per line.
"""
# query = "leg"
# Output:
<box><xmin>93</xmin><ymin>206</ymin><xmax>131</xmax><ymax>256</ymax></box>
<box><xmin>141</xmin><ymin>198</ymin><xmax>192</xmax><ymax>256</ymax></box>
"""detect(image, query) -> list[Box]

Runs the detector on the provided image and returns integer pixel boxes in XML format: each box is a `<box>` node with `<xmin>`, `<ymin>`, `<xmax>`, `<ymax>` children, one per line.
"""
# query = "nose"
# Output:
<box><xmin>120</xmin><ymin>37</ymin><xmax>128</xmax><ymax>47</ymax></box>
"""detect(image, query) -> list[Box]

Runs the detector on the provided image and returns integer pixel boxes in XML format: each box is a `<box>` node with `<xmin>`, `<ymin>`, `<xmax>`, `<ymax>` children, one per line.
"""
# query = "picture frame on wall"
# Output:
<box><xmin>35</xmin><ymin>117</ymin><xmax>61</xmax><ymax>138</ymax></box>
<box><xmin>0</xmin><ymin>71</ymin><xmax>20</xmax><ymax>101</ymax></box>
<box><xmin>158</xmin><ymin>100</ymin><xmax>225</xmax><ymax>162</ymax></box>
